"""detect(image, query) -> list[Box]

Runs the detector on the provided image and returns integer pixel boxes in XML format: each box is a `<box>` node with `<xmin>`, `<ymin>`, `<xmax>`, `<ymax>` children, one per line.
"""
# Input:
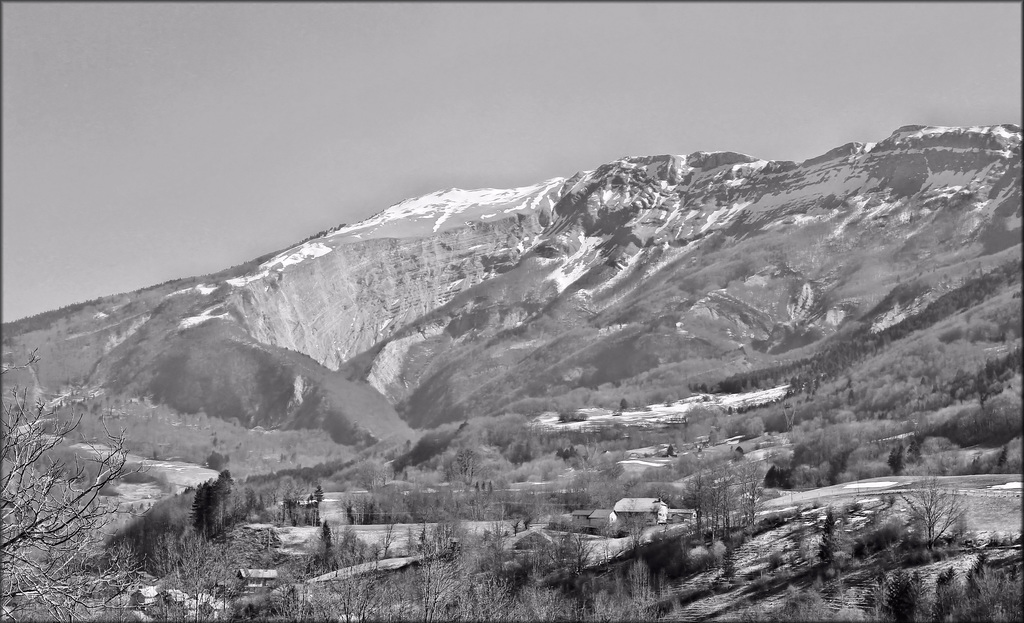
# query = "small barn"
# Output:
<box><xmin>571</xmin><ymin>509</ymin><xmax>595</xmax><ymax>528</ymax></box>
<box><xmin>512</xmin><ymin>530</ymin><xmax>558</xmax><ymax>552</ymax></box>
<box><xmin>237</xmin><ymin>569</ymin><xmax>278</xmax><ymax>593</ymax></box>
<box><xmin>668</xmin><ymin>508</ymin><xmax>696</xmax><ymax>523</ymax></box>
<box><xmin>613</xmin><ymin>498</ymin><xmax>669</xmax><ymax>525</ymax></box>
<box><xmin>587</xmin><ymin>509</ymin><xmax>618</xmax><ymax>529</ymax></box>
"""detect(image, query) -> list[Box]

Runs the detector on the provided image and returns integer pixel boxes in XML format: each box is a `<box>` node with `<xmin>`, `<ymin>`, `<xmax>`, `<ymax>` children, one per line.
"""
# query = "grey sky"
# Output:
<box><xmin>3</xmin><ymin>2</ymin><xmax>1021</xmax><ymax>321</ymax></box>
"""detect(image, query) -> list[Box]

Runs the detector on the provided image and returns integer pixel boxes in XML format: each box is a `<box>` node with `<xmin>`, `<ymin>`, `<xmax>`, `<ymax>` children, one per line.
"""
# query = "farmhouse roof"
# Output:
<box><xmin>613</xmin><ymin>498</ymin><xmax>666</xmax><ymax>513</ymax></box>
<box><xmin>512</xmin><ymin>531</ymin><xmax>557</xmax><ymax>550</ymax></box>
<box><xmin>589</xmin><ymin>509</ymin><xmax>616</xmax><ymax>520</ymax></box>
<box><xmin>306</xmin><ymin>556</ymin><xmax>421</xmax><ymax>583</ymax></box>
<box><xmin>571</xmin><ymin>509</ymin><xmax>595</xmax><ymax>517</ymax></box>
<box><xmin>238</xmin><ymin>569</ymin><xmax>278</xmax><ymax>579</ymax></box>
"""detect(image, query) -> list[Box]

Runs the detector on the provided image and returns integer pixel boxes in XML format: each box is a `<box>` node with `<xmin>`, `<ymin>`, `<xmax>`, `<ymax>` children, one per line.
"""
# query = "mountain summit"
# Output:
<box><xmin>4</xmin><ymin>124</ymin><xmax>1020</xmax><ymax>441</ymax></box>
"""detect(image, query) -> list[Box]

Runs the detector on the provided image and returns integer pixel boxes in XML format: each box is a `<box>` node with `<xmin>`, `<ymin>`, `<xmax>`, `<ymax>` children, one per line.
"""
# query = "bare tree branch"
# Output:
<box><xmin>2</xmin><ymin>357</ymin><xmax>140</xmax><ymax>621</ymax></box>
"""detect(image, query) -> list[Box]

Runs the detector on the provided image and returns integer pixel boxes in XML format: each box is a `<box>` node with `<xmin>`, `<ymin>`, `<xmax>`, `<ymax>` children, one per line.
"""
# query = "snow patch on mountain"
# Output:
<box><xmin>889</xmin><ymin>124</ymin><xmax>1020</xmax><ymax>146</ymax></box>
<box><xmin>262</xmin><ymin>241</ymin><xmax>333</xmax><ymax>272</ymax></box>
<box><xmin>870</xmin><ymin>296</ymin><xmax>929</xmax><ymax>334</ymax></box>
<box><xmin>367</xmin><ymin>324</ymin><xmax>445</xmax><ymax>399</ymax></box>
<box><xmin>179</xmin><ymin>305</ymin><xmax>231</xmax><ymax>330</ymax></box>
<box><xmin>592</xmin><ymin>248</ymin><xmax>645</xmax><ymax>296</ymax></box>
<box><xmin>326</xmin><ymin>177</ymin><xmax>565</xmax><ymax>240</ymax></box>
<box><xmin>825</xmin><ymin>308</ymin><xmax>846</xmax><ymax>326</ymax></box>
<box><xmin>532</xmin><ymin>385</ymin><xmax>790</xmax><ymax>430</ymax></box>
<box><xmin>787</xmin><ymin>283</ymin><xmax>817</xmax><ymax>324</ymax></box>
<box><xmin>547</xmin><ymin>234</ymin><xmax>603</xmax><ymax>293</ymax></box>
<box><xmin>103</xmin><ymin>314</ymin><xmax>151</xmax><ymax>354</ymax></box>
<box><xmin>226</xmin><ymin>273</ymin><xmax>267</xmax><ymax>288</ymax></box>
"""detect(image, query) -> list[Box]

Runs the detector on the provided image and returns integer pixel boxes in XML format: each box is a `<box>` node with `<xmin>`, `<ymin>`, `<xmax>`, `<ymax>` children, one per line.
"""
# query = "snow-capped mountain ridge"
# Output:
<box><xmin>4</xmin><ymin>123</ymin><xmax>1019</xmax><ymax>437</ymax></box>
<box><xmin>324</xmin><ymin>177</ymin><xmax>566</xmax><ymax>240</ymax></box>
<box><xmin>217</xmin><ymin>124</ymin><xmax>1018</xmax><ymax>295</ymax></box>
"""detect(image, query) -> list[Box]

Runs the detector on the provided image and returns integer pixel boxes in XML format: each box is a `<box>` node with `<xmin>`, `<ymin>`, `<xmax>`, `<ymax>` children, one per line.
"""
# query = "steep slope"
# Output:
<box><xmin>3</xmin><ymin>124</ymin><xmax>1020</xmax><ymax>437</ymax></box>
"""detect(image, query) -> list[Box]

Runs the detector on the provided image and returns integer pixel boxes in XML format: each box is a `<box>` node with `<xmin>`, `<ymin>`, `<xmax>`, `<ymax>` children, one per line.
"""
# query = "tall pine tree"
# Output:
<box><xmin>819</xmin><ymin>506</ymin><xmax>836</xmax><ymax>566</ymax></box>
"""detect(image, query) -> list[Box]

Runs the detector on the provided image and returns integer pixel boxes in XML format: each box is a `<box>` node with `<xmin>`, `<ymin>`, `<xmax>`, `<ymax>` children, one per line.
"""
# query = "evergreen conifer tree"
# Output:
<box><xmin>191</xmin><ymin>482</ymin><xmax>211</xmax><ymax>536</ymax></box>
<box><xmin>888</xmin><ymin>443</ymin><xmax>905</xmax><ymax>475</ymax></box>
<box><xmin>819</xmin><ymin>506</ymin><xmax>836</xmax><ymax>566</ymax></box>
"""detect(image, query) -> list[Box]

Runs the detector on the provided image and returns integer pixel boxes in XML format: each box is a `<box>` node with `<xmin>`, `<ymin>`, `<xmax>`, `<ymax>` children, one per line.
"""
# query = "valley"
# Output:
<box><xmin>3</xmin><ymin>123</ymin><xmax>1021</xmax><ymax>621</ymax></box>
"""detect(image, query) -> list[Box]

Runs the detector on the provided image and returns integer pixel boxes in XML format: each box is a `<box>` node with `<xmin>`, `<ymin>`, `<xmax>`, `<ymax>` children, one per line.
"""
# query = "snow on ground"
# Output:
<box><xmin>223</xmin><ymin>178</ymin><xmax>564</xmax><ymax>289</ymax></box>
<box><xmin>989</xmin><ymin>482</ymin><xmax>1022</xmax><ymax>490</ymax></box>
<box><xmin>195</xmin><ymin>284</ymin><xmax>217</xmax><ymax>295</ymax></box>
<box><xmin>179</xmin><ymin>305</ymin><xmax>230</xmax><ymax>329</ymax></box>
<box><xmin>871</xmin><ymin>296</ymin><xmax>930</xmax><ymax>334</ymax></box>
<box><xmin>69</xmin><ymin>443</ymin><xmax>218</xmax><ymax>491</ymax></box>
<box><xmin>261</xmin><ymin>241</ymin><xmax>333</xmax><ymax>272</ymax></box>
<box><xmin>531</xmin><ymin>385</ymin><xmax>789</xmax><ymax>431</ymax></box>
<box><xmin>890</xmin><ymin>125</ymin><xmax>1021</xmax><ymax>148</ymax></box>
<box><xmin>699</xmin><ymin>204</ymin><xmax>729</xmax><ymax>233</ymax></box>
<box><xmin>226</xmin><ymin>273</ymin><xmax>266</xmax><ymax>288</ymax></box>
<box><xmin>618</xmin><ymin>459</ymin><xmax>669</xmax><ymax>468</ymax></box>
<box><xmin>717</xmin><ymin>385</ymin><xmax>789</xmax><ymax>408</ymax></box>
<box><xmin>843</xmin><ymin>481</ymin><xmax>901</xmax><ymax>489</ymax></box>
<box><xmin>546</xmin><ymin>234</ymin><xmax>603</xmax><ymax>293</ymax></box>
<box><xmin>225</xmin><ymin>241</ymin><xmax>334</xmax><ymax>289</ymax></box>
<box><xmin>93</xmin><ymin>311</ymin><xmax>108</xmax><ymax>320</ymax></box>
<box><xmin>324</xmin><ymin>177</ymin><xmax>564</xmax><ymax>241</ymax></box>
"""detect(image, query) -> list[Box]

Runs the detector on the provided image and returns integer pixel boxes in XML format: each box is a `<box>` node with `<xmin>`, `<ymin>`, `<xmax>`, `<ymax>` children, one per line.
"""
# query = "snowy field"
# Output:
<box><xmin>531</xmin><ymin>385</ymin><xmax>789</xmax><ymax>431</ymax></box>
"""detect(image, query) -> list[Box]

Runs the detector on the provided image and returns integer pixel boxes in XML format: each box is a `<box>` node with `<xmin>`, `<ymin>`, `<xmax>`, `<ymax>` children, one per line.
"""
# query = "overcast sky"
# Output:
<box><xmin>3</xmin><ymin>2</ymin><xmax>1021</xmax><ymax>321</ymax></box>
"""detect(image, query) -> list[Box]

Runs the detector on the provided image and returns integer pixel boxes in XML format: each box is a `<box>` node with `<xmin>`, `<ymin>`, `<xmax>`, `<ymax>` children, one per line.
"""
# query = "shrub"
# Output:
<box><xmin>768</xmin><ymin>586</ymin><xmax>832</xmax><ymax>621</ymax></box>
<box><xmin>687</xmin><ymin>545</ymin><xmax>712</xmax><ymax>570</ymax></box>
<box><xmin>865</xmin><ymin>518</ymin><xmax>906</xmax><ymax>553</ymax></box>
<box><xmin>750</xmin><ymin>571</ymin><xmax>774</xmax><ymax>592</ymax></box>
<box><xmin>881</xmin><ymin>569</ymin><xmax>922</xmax><ymax>622</ymax></box>
<box><xmin>710</xmin><ymin>541</ymin><xmax>727</xmax><ymax>566</ymax></box>
<box><xmin>557</xmin><ymin>411</ymin><xmax>586</xmax><ymax>423</ymax></box>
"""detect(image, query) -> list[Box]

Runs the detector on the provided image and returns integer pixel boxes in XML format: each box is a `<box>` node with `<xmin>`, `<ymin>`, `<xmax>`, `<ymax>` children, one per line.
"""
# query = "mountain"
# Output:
<box><xmin>3</xmin><ymin>124</ymin><xmax>1020</xmax><ymax>441</ymax></box>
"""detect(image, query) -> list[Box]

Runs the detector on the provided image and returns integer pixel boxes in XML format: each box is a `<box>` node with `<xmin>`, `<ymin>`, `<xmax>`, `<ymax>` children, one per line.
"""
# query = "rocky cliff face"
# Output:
<box><xmin>230</xmin><ymin>211</ymin><xmax>551</xmax><ymax>370</ymax></box>
<box><xmin>4</xmin><ymin>125</ymin><xmax>1020</xmax><ymax>437</ymax></box>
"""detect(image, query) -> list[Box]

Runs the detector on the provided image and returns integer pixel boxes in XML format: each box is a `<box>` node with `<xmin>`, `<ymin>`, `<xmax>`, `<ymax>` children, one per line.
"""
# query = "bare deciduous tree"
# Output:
<box><xmin>355</xmin><ymin>460</ymin><xmax>392</xmax><ymax>492</ymax></box>
<box><xmin>550</xmin><ymin>527</ymin><xmax>593</xmax><ymax>576</ymax></box>
<box><xmin>622</xmin><ymin>514</ymin><xmax>648</xmax><ymax>553</ymax></box>
<box><xmin>684</xmin><ymin>464</ymin><xmax>710</xmax><ymax>537</ymax></box>
<box><xmin>2</xmin><ymin>356</ymin><xmax>140</xmax><ymax>621</ymax></box>
<box><xmin>736</xmin><ymin>459</ymin><xmax>765</xmax><ymax>532</ymax></box>
<box><xmin>452</xmin><ymin>449</ymin><xmax>480</xmax><ymax>488</ymax></box>
<box><xmin>378</xmin><ymin>522</ymin><xmax>397</xmax><ymax>560</ymax></box>
<box><xmin>899</xmin><ymin>477</ymin><xmax>969</xmax><ymax>549</ymax></box>
<box><xmin>416</xmin><ymin>557</ymin><xmax>464</xmax><ymax>623</ymax></box>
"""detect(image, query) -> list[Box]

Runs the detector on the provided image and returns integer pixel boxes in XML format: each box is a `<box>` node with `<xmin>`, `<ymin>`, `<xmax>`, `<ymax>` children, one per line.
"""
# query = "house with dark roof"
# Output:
<box><xmin>587</xmin><ymin>509</ymin><xmax>618</xmax><ymax>529</ymax></box>
<box><xmin>571</xmin><ymin>509</ymin><xmax>594</xmax><ymax>528</ymax></box>
<box><xmin>237</xmin><ymin>569</ymin><xmax>278</xmax><ymax>593</ymax></box>
<box><xmin>568</xmin><ymin>508</ymin><xmax>619</xmax><ymax>532</ymax></box>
